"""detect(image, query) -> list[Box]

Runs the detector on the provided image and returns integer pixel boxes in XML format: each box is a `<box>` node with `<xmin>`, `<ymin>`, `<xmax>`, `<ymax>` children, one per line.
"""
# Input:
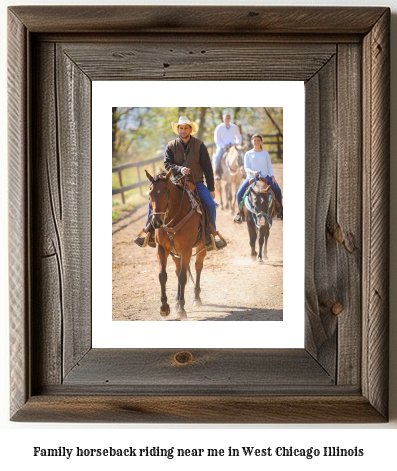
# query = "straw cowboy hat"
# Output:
<box><xmin>171</xmin><ymin>116</ymin><xmax>199</xmax><ymax>135</ymax></box>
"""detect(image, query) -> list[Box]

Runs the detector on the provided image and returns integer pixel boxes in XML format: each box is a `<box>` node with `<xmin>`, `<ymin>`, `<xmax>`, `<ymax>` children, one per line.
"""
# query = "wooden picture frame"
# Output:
<box><xmin>8</xmin><ymin>6</ymin><xmax>390</xmax><ymax>423</ymax></box>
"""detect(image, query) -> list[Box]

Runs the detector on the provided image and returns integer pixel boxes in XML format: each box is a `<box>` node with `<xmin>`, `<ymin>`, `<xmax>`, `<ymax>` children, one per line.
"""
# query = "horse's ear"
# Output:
<box><xmin>165</xmin><ymin>168</ymin><xmax>172</xmax><ymax>180</ymax></box>
<box><xmin>234</xmin><ymin>145</ymin><xmax>237</xmax><ymax>149</ymax></box>
<box><xmin>243</xmin><ymin>144</ymin><xmax>247</xmax><ymax>149</ymax></box>
<box><xmin>145</xmin><ymin>170</ymin><xmax>153</xmax><ymax>182</ymax></box>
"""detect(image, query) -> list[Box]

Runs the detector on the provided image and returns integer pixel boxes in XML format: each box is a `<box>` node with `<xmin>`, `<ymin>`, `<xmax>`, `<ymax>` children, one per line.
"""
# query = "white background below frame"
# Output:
<box><xmin>92</xmin><ymin>81</ymin><xmax>304</xmax><ymax>348</ymax></box>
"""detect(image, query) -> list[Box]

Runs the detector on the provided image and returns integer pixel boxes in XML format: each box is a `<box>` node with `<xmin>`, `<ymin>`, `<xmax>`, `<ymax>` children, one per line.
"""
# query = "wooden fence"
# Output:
<box><xmin>245</xmin><ymin>133</ymin><xmax>283</xmax><ymax>161</ymax></box>
<box><xmin>112</xmin><ymin>144</ymin><xmax>215</xmax><ymax>204</ymax></box>
<box><xmin>112</xmin><ymin>135</ymin><xmax>282</xmax><ymax>203</ymax></box>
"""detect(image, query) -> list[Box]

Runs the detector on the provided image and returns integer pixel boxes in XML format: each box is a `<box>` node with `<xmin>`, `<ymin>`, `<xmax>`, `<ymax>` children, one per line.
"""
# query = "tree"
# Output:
<box><xmin>263</xmin><ymin>107</ymin><xmax>283</xmax><ymax>136</ymax></box>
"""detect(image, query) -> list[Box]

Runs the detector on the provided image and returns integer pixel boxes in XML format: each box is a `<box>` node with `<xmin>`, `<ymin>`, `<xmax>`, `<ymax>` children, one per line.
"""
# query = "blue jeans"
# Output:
<box><xmin>196</xmin><ymin>182</ymin><xmax>216</xmax><ymax>230</ymax></box>
<box><xmin>236</xmin><ymin>176</ymin><xmax>282</xmax><ymax>209</ymax></box>
<box><xmin>213</xmin><ymin>146</ymin><xmax>227</xmax><ymax>172</ymax></box>
<box><xmin>146</xmin><ymin>181</ymin><xmax>216</xmax><ymax>229</ymax></box>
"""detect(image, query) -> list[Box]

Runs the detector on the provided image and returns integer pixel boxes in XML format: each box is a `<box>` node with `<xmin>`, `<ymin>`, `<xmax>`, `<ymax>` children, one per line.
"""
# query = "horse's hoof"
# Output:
<box><xmin>257</xmin><ymin>256</ymin><xmax>263</xmax><ymax>263</ymax></box>
<box><xmin>177</xmin><ymin>309</ymin><xmax>187</xmax><ymax>319</ymax></box>
<box><xmin>251</xmin><ymin>251</ymin><xmax>257</xmax><ymax>258</ymax></box>
<box><xmin>193</xmin><ymin>298</ymin><xmax>202</xmax><ymax>307</ymax></box>
<box><xmin>160</xmin><ymin>304</ymin><xmax>170</xmax><ymax>317</ymax></box>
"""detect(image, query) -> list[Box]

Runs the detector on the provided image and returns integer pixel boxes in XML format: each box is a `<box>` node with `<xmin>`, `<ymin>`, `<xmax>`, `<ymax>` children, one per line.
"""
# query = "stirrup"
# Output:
<box><xmin>134</xmin><ymin>230</ymin><xmax>152</xmax><ymax>248</ymax></box>
<box><xmin>206</xmin><ymin>233</ymin><xmax>227</xmax><ymax>252</ymax></box>
<box><xmin>234</xmin><ymin>213</ymin><xmax>243</xmax><ymax>224</ymax></box>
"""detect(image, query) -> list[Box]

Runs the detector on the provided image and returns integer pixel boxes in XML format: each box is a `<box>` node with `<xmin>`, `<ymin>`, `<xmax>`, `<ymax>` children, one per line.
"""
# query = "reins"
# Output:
<box><xmin>163</xmin><ymin>175</ymin><xmax>187</xmax><ymax>228</ymax></box>
<box><xmin>150</xmin><ymin>173</ymin><xmax>198</xmax><ymax>258</ymax></box>
<box><xmin>244</xmin><ymin>173</ymin><xmax>275</xmax><ymax>229</ymax></box>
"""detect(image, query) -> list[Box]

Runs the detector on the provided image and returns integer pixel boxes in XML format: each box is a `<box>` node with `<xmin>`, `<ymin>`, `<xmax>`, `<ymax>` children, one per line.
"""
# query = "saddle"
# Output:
<box><xmin>248</xmin><ymin>176</ymin><xmax>269</xmax><ymax>186</ymax></box>
<box><xmin>248</xmin><ymin>176</ymin><xmax>283</xmax><ymax>216</ymax></box>
<box><xmin>171</xmin><ymin>176</ymin><xmax>217</xmax><ymax>245</ymax></box>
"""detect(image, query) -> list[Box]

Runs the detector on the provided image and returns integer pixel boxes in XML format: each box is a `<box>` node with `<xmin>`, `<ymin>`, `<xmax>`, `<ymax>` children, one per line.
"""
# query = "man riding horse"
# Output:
<box><xmin>134</xmin><ymin>116</ymin><xmax>227</xmax><ymax>251</ymax></box>
<box><xmin>213</xmin><ymin>113</ymin><xmax>242</xmax><ymax>180</ymax></box>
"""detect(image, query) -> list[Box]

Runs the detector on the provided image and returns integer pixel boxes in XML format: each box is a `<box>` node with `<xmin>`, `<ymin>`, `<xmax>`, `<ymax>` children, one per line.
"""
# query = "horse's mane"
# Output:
<box><xmin>252</xmin><ymin>179</ymin><xmax>271</xmax><ymax>194</ymax></box>
<box><xmin>152</xmin><ymin>169</ymin><xmax>168</xmax><ymax>182</ymax></box>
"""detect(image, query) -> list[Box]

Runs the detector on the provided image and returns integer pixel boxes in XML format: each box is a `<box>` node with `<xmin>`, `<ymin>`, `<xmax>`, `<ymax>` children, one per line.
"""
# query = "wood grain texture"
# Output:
<box><xmin>31</xmin><ymin>41</ymin><xmax>92</xmax><ymax>388</ymax></box>
<box><xmin>32</xmin><ymin>42</ymin><xmax>63</xmax><ymax>387</ymax></box>
<box><xmin>9</xmin><ymin>6</ymin><xmax>387</xmax><ymax>34</ymax></box>
<box><xmin>304</xmin><ymin>57</ymin><xmax>338</xmax><ymax>377</ymax></box>
<box><xmin>8</xmin><ymin>10</ymin><xmax>29</xmax><ymax>419</ymax></box>
<box><xmin>61</xmin><ymin>349</ymin><xmax>334</xmax><ymax>392</ymax></box>
<box><xmin>362</xmin><ymin>10</ymin><xmax>390</xmax><ymax>419</ymax></box>
<box><xmin>336</xmin><ymin>44</ymin><xmax>362</xmax><ymax>386</ymax></box>
<box><xmin>11</xmin><ymin>396</ymin><xmax>385</xmax><ymax>424</ymax></box>
<box><xmin>8</xmin><ymin>6</ymin><xmax>390</xmax><ymax>423</ymax></box>
<box><xmin>59</xmin><ymin>42</ymin><xmax>335</xmax><ymax>82</ymax></box>
<box><xmin>55</xmin><ymin>45</ymin><xmax>92</xmax><ymax>377</ymax></box>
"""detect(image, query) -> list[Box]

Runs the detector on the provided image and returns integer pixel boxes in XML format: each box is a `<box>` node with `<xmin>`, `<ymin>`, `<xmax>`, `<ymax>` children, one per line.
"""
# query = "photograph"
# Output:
<box><xmin>111</xmin><ymin>107</ymin><xmax>284</xmax><ymax>321</ymax></box>
<box><xmin>5</xmin><ymin>2</ymin><xmax>393</xmax><ymax>436</ymax></box>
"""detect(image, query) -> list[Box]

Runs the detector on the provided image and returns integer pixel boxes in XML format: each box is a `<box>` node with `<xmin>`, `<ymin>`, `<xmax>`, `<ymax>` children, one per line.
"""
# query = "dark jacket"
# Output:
<box><xmin>164</xmin><ymin>136</ymin><xmax>215</xmax><ymax>192</ymax></box>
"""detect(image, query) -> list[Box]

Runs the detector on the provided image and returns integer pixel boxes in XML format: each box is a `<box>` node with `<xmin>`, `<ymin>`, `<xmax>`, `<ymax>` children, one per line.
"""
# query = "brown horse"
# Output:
<box><xmin>243</xmin><ymin>179</ymin><xmax>276</xmax><ymax>262</ymax></box>
<box><xmin>146</xmin><ymin>168</ymin><xmax>207</xmax><ymax>319</ymax></box>
<box><xmin>216</xmin><ymin>145</ymin><xmax>245</xmax><ymax>214</ymax></box>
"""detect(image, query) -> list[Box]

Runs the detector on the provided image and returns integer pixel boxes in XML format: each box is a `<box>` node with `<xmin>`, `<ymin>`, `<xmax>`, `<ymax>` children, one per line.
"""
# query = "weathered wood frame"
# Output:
<box><xmin>8</xmin><ymin>6</ymin><xmax>390</xmax><ymax>423</ymax></box>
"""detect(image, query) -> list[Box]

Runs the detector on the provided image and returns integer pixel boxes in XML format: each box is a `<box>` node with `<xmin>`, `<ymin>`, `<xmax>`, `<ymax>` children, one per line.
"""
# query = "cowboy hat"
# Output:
<box><xmin>171</xmin><ymin>116</ymin><xmax>199</xmax><ymax>135</ymax></box>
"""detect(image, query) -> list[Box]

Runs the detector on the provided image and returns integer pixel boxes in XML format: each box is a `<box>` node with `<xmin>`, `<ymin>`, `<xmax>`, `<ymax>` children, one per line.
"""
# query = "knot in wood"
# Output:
<box><xmin>174</xmin><ymin>351</ymin><xmax>193</xmax><ymax>365</ymax></box>
<box><xmin>333</xmin><ymin>225</ymin><xmax>344</xmax><ymax>244</ymax></box>
<box><xmin>331</xmin><ymin>302</ymin><xmax>344</xmax><ymax>316</ymax></box>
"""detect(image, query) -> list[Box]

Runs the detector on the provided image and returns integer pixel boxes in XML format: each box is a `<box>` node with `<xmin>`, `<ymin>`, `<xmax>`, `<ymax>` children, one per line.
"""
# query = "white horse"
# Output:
<box><xmin>215</xmin><ymin>145</ymin><xmax>246</xmax><ymax>214</ymax></box>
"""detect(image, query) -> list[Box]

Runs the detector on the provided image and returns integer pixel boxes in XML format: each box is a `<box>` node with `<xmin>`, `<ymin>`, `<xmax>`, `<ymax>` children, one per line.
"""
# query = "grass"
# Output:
<box><xmin>112</xmin><ymin>165</ymin><xmax>154</xmax><ymax>221</ymax></box>
<box><xmin>112</xmin><ymin>190</ymin><xmax>148</xmax><ymax>222</ymax></box>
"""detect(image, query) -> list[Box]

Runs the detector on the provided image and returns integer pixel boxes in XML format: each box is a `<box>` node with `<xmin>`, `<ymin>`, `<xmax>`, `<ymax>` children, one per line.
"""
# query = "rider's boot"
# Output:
<box><xmin>134</xmin><ymin>226</ymin><xmax>156</xmax><ymax>248</ymax></box>
<box><xmin>233</xmin><ymin>208</ymin><xmax>244</xmax><ymax>224</ymax></box>
<box><xmin>276</xmin><ymin>202</ymin><xmax>283</xmax><ymax>220</ymax></box>
<box><xmin>205</xmin><ymin>231</ymin><xmax>227</xmax><ymax>252</ymax></box>
<box><xmin>214</xmin><ymin>162</ymin><xmax>222</xmax><ymax>180</ymax></box>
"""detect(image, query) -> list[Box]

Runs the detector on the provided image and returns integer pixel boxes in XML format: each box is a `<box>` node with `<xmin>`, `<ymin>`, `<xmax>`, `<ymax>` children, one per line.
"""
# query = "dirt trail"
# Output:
<box><xmin>112</xmin><ymin>163</ymin><xmax>283</xmax><ymax>321</ymax></box>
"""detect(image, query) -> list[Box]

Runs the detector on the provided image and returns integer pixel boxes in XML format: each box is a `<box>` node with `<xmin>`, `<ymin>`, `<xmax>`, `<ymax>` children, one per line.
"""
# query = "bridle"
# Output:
<box><xmin>149</xmin><ymin>175</ymin><xmax>170</xmax><ymax>224</ymax></box>
<box><xmin>249</xmin><ymin>183</ymin><xmax>273</xmax><ymax>228</ymax></box>
<box><xmin>149</xmin><ymin>173</ymin><xmax>187</xmax><ymax>228</ymax></box>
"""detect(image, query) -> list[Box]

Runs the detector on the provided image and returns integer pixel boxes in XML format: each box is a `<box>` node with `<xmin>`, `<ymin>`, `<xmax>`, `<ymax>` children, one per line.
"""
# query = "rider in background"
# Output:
<box><xmin>234</xmin><ymin>134</ymin><xmax>283</xmax><ymax>224</ymax></box>
<box><xmin>213</xmin><ymin>113</ymin><xmax>242</xmax><ymax>180</ymax></box>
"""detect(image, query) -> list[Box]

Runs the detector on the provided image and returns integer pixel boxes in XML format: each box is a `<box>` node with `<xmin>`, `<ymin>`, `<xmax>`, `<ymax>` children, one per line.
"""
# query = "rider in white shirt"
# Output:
<box><xmin>234</xmin><ymin>134</ymin><xmax>283</xmax><ymax>223</ymax></box>
<box><xmin>213</xmin><ymin>113</ymin><xmax>242</xmax><ymax>179</ymax></box>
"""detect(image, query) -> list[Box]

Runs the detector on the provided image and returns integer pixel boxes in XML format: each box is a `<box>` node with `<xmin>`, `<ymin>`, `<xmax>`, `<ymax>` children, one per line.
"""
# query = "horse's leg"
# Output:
<box><xmin>247</xmin><ymin>218</ymin><xmax>257</xmax><ymax>257</ymax></box>
<box><xmin>225</xmin><ymin>180</ymin><xmax>230</xmax><ymax>210</ymax></box>
<box><xmin>176</xmin><ymin>250</ymin><xmax>192</xmax><ymax>319</ymax></box>
<box><xmin>193</xmin><ymin>249</ymin><xmax>206</xmax><ymax>307</ymax></box>
<box><xmin>257</xmin><ymin>226</ymin><xmax>264</xmax><ymax>262</ymax></box>
<box><xmin>229</xmin><ymin>180</ymin><xmax>235</xmax><ymax>214</ymax></box>
<box><xmin>157</xmin><ymin>245</ymin><xmax>170</xmax><ymax>316</ymax></box>
<box><xmin>263</xmin><ymin>224</ymin><xmax>270</xmax><ymax>261</ymax></box>
<box><xmin>217</xmin><ymin>179</ymin><xmax>223</xmax><ymax>210</ymax></box>
<box><xmin>257</xmin><ymin>225</ymin><xmax>270</xmax><ymax>262</ymax></box>
<box><xmin>173</xmin><ymin>256</ymin><xmax>182</xmax><ymax>309</ymax></box>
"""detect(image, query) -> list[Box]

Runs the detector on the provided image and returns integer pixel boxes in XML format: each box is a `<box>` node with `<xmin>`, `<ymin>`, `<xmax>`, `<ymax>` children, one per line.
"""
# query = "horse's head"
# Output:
<box><xmin>146</xmin><ymin>168</ymin><xmax>172</xmax><ymax>229</ymax></box>
<box><xmin>250</xmin><ymin>180</ymin><xmax>271</xmax><ymax>226</ymax></box>
<box><xmin>234</xmin><ymin>145</ymin><xmax>246</xmax><ymax>173</ymax></box>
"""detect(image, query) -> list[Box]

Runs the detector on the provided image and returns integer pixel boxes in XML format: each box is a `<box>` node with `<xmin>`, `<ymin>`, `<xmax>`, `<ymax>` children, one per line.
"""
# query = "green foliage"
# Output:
<box><xmin>112</xmin><ymin>107</ymin><xmax>283</xmax><ymax>166</ymax></box>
